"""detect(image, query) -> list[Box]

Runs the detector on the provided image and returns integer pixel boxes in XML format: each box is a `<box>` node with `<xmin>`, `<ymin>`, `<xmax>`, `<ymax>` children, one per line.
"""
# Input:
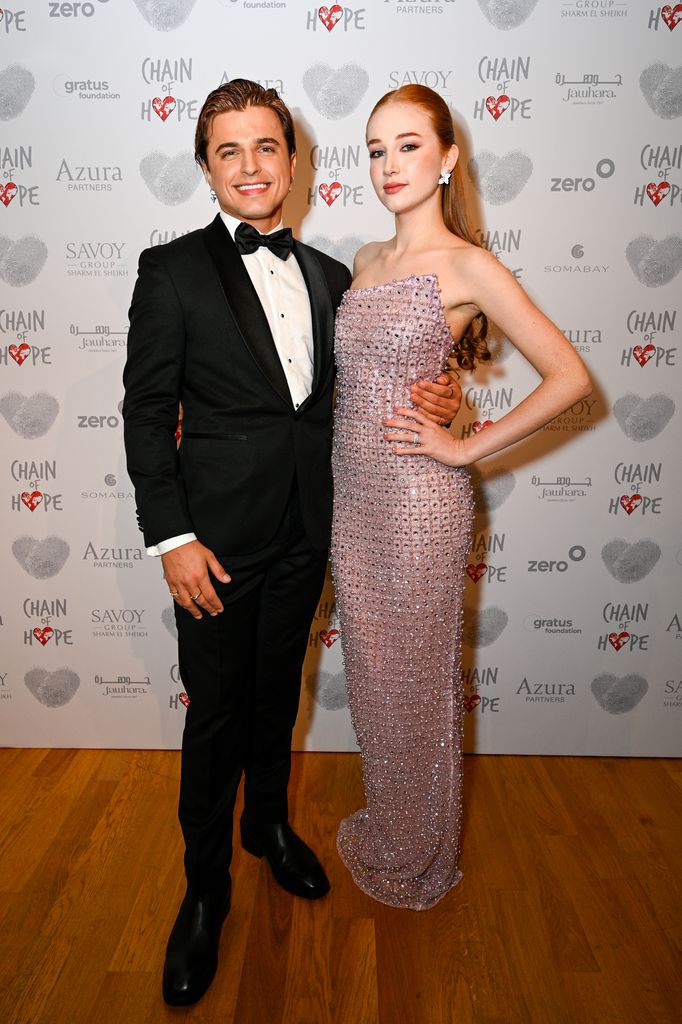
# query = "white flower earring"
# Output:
<box><xmin>209</xmin><ymin>188</ymin><xmax>217</xmax><ymax>203</ymax></box>
<box><xmin>438</xmin><ymin>169</ymin><xmax>451</xmax><ymax>186</ymax></box>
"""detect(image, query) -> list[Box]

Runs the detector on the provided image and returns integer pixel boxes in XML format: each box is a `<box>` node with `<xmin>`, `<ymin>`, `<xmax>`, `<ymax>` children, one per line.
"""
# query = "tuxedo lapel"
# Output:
<box><xmin>293</xmin><ymin>240</ymin><xmax>334</xmax><ymax>402</ymax></box>
<box><xmin>202</xmin><ymin>215</ymin><xmax>292</xmax><ymax>407</ymax></box>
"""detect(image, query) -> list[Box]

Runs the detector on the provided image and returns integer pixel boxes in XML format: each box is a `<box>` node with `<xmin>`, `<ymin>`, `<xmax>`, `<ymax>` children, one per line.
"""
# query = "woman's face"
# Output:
<box><xmin>365</xmin><ymin>101</ymin><xmax>456</xmax><ymax>215</ymax></box>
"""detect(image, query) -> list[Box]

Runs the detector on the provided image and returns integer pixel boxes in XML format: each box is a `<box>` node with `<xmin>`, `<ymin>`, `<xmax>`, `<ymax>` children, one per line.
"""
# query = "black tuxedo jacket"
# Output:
<box><xmin>122</xmin><ymin>215</ymin><xmax>351</xmax><ymax>555</ymax></box>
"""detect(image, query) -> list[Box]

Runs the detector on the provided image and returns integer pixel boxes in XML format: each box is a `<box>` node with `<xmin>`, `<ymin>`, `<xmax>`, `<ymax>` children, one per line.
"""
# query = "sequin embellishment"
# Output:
<box><xmin>331</xmin><ymin>274</ymin><xmax>474</xmax><ymax>910</ymax></box>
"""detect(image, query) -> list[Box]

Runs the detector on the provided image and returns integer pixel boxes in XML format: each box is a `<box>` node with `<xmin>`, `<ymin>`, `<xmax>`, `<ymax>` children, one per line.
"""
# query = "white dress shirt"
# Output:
<box><xmin>147</xmin><ymin>212</ymin><xmax>314</xmax><ymax>557</ymax></box>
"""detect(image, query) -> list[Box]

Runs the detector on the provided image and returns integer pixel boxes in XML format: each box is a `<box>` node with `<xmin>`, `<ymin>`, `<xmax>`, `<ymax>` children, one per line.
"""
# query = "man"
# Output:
<box><xmin>123</xmin><ymin>80</ymin><xmax>460</xmax><ymax>1006</ymax></box>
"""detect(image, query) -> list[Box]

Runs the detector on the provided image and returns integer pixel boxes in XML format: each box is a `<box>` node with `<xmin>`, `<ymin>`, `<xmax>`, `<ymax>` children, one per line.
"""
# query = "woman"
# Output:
<box><xmin>330</xmin><ymin>85</ymin><xmax>591</xmax><ymax>910</ymax></box>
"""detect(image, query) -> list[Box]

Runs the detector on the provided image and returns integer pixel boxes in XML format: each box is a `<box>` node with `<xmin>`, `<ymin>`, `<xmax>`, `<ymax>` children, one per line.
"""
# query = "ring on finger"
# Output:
<box><xmin>190</xmin><ymin>591</ymin><xmax>202</xmax><ymax>601</ymax></box>
<box><xmin>412</xmin><ymin>431</ymin><xmax>420</xmax><ymax>445</ymax></box>
<box><xmin>169</xmin><ymin>590</ymin><xmax>179</xmax><ymax>597</ymax></box>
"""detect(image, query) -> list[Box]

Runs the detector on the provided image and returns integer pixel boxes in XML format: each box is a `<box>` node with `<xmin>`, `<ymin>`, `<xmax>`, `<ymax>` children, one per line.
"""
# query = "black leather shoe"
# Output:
<box><xmin>240</xmin><ymin>817</ymin><xmax>330</xmax><ymax>900</ymax></box>
<box><xmin>162</xmin><ymin>883</ymin><xmax>231</xmax><ymax>1006</ymax></box>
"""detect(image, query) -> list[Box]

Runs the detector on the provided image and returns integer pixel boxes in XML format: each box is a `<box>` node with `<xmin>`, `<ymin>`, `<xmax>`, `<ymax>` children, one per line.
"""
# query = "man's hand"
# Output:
<box><xmin>409</xmin><ymin>372</ymin><xmax>462</xmax><ymax>427</ymax></box>
<box><xmin>162</xmin><ymin>540</ymin><xmax>231</xmax><ymax>620</ymax></box>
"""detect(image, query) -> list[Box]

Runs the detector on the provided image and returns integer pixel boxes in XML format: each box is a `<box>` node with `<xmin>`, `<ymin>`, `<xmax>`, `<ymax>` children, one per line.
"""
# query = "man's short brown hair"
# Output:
<box><xmin>195</xmin><ymin>79</ymin><xmax>296</xmax><ymax>164</ymax></box>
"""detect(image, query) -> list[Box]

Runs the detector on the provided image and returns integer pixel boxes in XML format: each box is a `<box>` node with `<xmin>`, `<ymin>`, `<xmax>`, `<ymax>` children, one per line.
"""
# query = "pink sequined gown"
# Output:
<box><xmin>331</xmin><ymin>274</ymin><xmax>474</xmax><ymax>910</ymax></box>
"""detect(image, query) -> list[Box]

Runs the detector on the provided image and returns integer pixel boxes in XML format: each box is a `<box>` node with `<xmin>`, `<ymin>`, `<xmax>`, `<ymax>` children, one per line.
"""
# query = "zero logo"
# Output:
<box><xmin>528</xmin><ymin>545</ymin><xmax>585</xmax><ymax>573</ymax></box>
<box><xmin>551</xmin><ymin>159</ymin><xmax>615</xmax><ymax>193</ymax></box>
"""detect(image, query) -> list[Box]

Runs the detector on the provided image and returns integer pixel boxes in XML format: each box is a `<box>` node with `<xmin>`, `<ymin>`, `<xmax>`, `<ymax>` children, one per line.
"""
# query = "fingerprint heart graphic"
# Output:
<box><xmin>305</xmin><ymin>670</ymin><xmax>349</xmax><ymax>711</ymax></box>
<box><xmin>0</xmin><ymin>235</ymin><xmax>48</xmax><ymax>286</ymax></box>
<box><xmin>12</xmin><ymin>536</ymin><xmax>70</xmax><ymax>578</ymax></box>
<box><xmin>633</xmin><ymin>344</ymin><xmax>656</xmax><ymax>366</ymax></box>
<box><xmin>619</xmin><ymin>494</ymin><xmax>642</xmax><ymax>515</ymax></box>
<box><xmin>469</xmin><ymin>466</ymin><xmax>516</xmax><ymax>514</ymax></box>
<box><xmin>24</xmin><ymin>668</ymin><xmax>80</xmax><ymax>708</ymax></box>
<box><xmin>601</xmin><ymin>539</ymin><xmax>661</xmax><ymax>583</ymax></box>
<box><xmin>639</xmin><ymin>63</ymin><xmax>682</xmax><ymax>120</ymax></box>
<box><xmin>662</xmin><ymin>4</ymin><xmax>682</xmax><ymax>31</ymax></box>
<box><xmin>486</xmin><ymin>95</ymin><xmax>510</xmax><ymax>120</ymax></box>
<box><xmin>139</xmin><ymin>151</ymin><xmax>201</xmax><ymax>206</ymax></box>
<box><xmin>9</xmin><ymin>343</ymin><xmax>30</xmax><ymax>365</ymax></box>
<box><xmin>319</xmin><ymin>4</ymin><xmax>343</xmax><ymax>30</ymax></box>
<box><xmin>472</xmin><ymin>420</ymin><xmax>494</xmax><ymax>433</ymax></box>
<box><xmin>646</xmin><ymin>182</ymin><xmax>670</xmax><ymax>206</ymax></box>
<box><xmin>318</xmin><ymin>182</ymin><xmax>342</xmax><ymax>206</ymax></box>
<box><xmin>608</xmin><ymin>631</ymin><xmax>629</xmax><ymax>652</ymax></box>
<box><xmin>302</xmin><ymin>63</ymin><xmax>370</xmax><ymax>120</ymax></box>
<box><xmin>0</xmin><ymin>182</ymin><xmax>17</xmax><ymax>207</ymax></box>
<box><xmin>0</xmin><ymin>64</ymin><xmax>35</xmax><ymax>120</ymax></box>
<box><xmin>132</xmin><ymin>0</ymin><xmax>198</xmax><ymax>31</ymax></box>
<box><xmin>152</xmin><ymin>96</ymin><xmax>176</xmax><ymax>121</ymax></box>
<box><xmin>612</xmin><ymin>392</ymin><xmax>675</xmax><ymax>441</ymax></box>
<box><xmin>625</xmin><ymin>234</ymin><xmax>682</xmax><ymax>287</ymax></box>
<box><xmin>463</xmin><ymin>606</ymin><xmax>508</xmax><ymax>647</ymax></box>
<box><xmin>467</xmin><ymin>151</ymin><xmax>533</xmax><ymax>205</ymax></box>
<box><xmin>161</xmin><ymin>606</ymin><xmax>178</xmax><ymax>638</ymax></box>
<box><xmin>466</xmin><ymin>563</ymin><xmax>488</xmax><ymax>583</ymax></box>
<box><xmin>476</xmin><ymin>0</ymin><xmax>539</xmax><ymax>29</ymax></box>
<box><xmin>0</xmin><ymin>391</ymin><xmax>59</xmax><ymax>438</ymax></box>
<box><xmin>464</xmin><ymin>694</ymin><xmax>482</xmax><ymax>713</ymax></box>
<box><xmin>590</xmin><ymin>673</ymin><xmax>648</xmax><ymax>715</ymax></box>
<box><xmin>306</xmin><ymin>235</ymin><xmax>365</xmax><ymax>270</ymax></box>
<box><xmin>319</xmin><ymin>628</ymin><xmax>339</xmax><ymax>648</ymax></box>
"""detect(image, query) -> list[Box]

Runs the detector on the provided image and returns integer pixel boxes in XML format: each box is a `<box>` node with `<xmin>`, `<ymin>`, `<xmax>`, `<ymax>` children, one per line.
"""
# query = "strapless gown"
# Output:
<box><xmin>331</xmin><ymin>274</ymin><xmax>474</xmax><ymax>910</ymax></box>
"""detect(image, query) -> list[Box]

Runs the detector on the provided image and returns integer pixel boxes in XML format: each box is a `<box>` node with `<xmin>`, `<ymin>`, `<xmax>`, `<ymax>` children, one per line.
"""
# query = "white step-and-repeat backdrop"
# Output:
<box><xmin>1</xmin><ymin>0</ymin><xmax>680</xmax><ymax>755</ymax></box>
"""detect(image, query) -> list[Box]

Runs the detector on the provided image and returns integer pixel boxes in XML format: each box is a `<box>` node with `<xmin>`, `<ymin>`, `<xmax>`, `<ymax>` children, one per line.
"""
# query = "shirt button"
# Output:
<box><xmin>280</xmin><ymin>313</ymin><xmax>285</xmax><ymax>318</ymax></box>
<box><xmin>288</xmin><ymin>358</ymin><xmax>292</xmax><ymax>363</ymax></box>
<box><xmin>270</xmin><ymin>270</ymin><xmax>274</xmax><ymax>275</ymax></box>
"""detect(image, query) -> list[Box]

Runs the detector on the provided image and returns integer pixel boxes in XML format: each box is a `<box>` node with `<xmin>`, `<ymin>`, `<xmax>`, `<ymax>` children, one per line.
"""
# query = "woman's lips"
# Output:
<box><xmin>383</xmin><ymin>182</ymin><xmax>406</xmax><ymax>194</ymax></box>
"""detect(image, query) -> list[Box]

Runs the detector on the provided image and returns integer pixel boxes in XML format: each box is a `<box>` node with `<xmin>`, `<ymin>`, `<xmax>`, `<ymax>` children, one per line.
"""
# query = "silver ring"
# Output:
<box><xmin>169</xmin><ymin>591</ymin><xmax>179</xmax><ymax>597</ymax></box>
<box><xmin>412</xmin><ymin>432</ymin><xmax>420</xmax><ymax>445</ymax></box>
<box><xmin>190</xmin><ymin>592</ymin><xmax>202</xmax><ymax>601</ymax></box>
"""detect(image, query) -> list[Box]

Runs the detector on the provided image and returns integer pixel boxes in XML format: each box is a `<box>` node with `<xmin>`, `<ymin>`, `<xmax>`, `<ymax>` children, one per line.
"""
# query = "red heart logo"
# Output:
<box><xmin>33</xmin><ymin>626</ymin><xmax>54</xmax><ymax>646</ymax></box>
<box><xmin>633</xmin><ymin>343</ymin><xmax>656</xmax><ymax>367</ymax></box>
<box><xmin>21</xmin><ymin>490</ymin><xmax>43</xmax><ymax>511</ymax></box>
<box><xmin>472</xmin><ymin>420</ymin><xmax>494</xmax><ymax>433</ymax></box>
<box><xmin>9</xmin><ymin>342</ymin><xmax>30</xmax><ymax>365</ymax></box>
<box><xmin>0</xmin><ymin>181</ymin><xmax>18</xmax><ymax>207</ymax></box>
<box><xmin>319</xmin><ymin>181</ymin><xmax>342</xmax><ymax>207</ymax></box>
<box><xmin>620</xmin><ymin>493</ymin><xmax>642</xmax><ymax>515</ymax></box>
<box><xmin>318</xmin><ymin>4</ymin><xmax>343</xmax><ymax>30</ymax></box>
<box><xmin>464</xmin><ymin>694</ymin><xmax>481</xmax><ymax>713</ymax></box>
<box><xmin>152</xmin><ymin>96</ymin><xmax>176</xmax><ymax>121</ymax></box>
<box><xmin>319</xmin><ymin>628</ymin><xmax>339</xmax><ymax>648</ymax></box>
<box><xmin>179</xmin><ymin>692</ymin><xmax>190</xmax><ymax>708</ymax></box>
<box><xmin>485</xmin><ymin>95</ymin><xmax>510</xmax><ymax>121</ymax></box>
<box><xmin>608</xmin><ymin>631</ymin><xmax>629</xmax><ymax>652</ymax></box>
<box><xmin>646</xmin><ymin>181</ymin><xmax>670</xmax><ymax>206</ymax></box>
<box><xmin>662</xmin><ymin>4</ymin><xmax>682</xmax><ymax>30</ymax></box>
<box><xmin>466</xmin><ymin>562</ymin><xmax>488</xmax><ymax>583</ymax></box>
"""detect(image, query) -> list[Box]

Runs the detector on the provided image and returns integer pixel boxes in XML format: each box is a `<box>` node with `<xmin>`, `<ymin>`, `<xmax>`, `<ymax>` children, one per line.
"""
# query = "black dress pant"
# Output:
<box><xmin>174</xmin><ymin>486</ymin><xmax>328</xmax><ymax>895</ymax></box>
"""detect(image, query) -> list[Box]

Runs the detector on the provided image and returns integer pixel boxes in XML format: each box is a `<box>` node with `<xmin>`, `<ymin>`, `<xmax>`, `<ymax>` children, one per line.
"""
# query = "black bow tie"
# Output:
<box><xmin>234</xmin><ymin>222</ymin><xmax>294</xmax><ymax>260</ymax></box>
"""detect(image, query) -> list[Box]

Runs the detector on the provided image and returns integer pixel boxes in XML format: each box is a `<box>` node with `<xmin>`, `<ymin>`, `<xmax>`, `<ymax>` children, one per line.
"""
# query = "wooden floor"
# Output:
<box><xmin>0</xmin><ymin>750</ymin><xmax>680</xmax><ymax>1024</ymax></box>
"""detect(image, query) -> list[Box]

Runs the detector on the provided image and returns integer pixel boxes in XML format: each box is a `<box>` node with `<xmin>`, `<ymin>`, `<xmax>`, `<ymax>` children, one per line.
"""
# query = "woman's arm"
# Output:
<box><xmin>383</xmin><ymin>247</ymin><xmax>592</xmax><ymax>465</ymax></box>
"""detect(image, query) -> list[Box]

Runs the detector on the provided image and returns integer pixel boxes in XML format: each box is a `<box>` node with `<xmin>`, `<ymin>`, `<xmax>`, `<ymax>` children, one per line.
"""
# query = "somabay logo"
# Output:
<box><xmin>612</xmin><ymin>392</ymin><xmax>675</xmax><ymax>441</ymax></box>
<box><xmin>625</xmin><ymin>235</ymin><xmax>682</xmax><ymax>287</ymax></box>
<box><xmin>139</xmin><ymin>151</ymin><xmax>201</xmax><ymax>205</ymax></box>
<box><xmin>132</xmin><ymin>0</ymin><xmax>198</xmax><ymax>32</ymax></box>
<box><xmin>0</xmin><ymin>64</ymin><xmax>35</xmax><ymax>120</ymax></box>
<box><xmin>306</xmin><ymin>235</ymin><xmax>364</xmax><ymax>271</ymax></box>
<box><xmin>467</xmin><ymin>151</ymin><xmax>533</xmax><ymax>205</ymax></box>
<box><xmin>0</xmin><ymin>392</ymin><xmax>59</xmax><ymax>438</ymax></box>
<box><xmin>476</xmin><ymin>0</ymin><xmax>538</xmax><ymax>29</ymax></box>
<box><xmin>639</xmin><ymin>63</ymin><xmax>682</xmax><ymax>120</ymax></box>
<box><xmin>0</xmin><ymin>235</ymin><xmax>48</xmax><ymax>287</ymax></box>
<box><xmin>12</xmin><ymin>536</ymin><xmax>70</xmax><ymax>579</ymax></box>
<box><xmin>302</xmin><ymin>63</ymin><xmax>369</xmax><ymax>120</ymax></box>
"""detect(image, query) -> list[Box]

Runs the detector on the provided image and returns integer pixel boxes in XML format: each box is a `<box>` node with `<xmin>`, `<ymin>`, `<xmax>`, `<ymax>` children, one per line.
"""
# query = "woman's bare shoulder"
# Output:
<box><xmin>352</xmin><ymin>240</ymin><xmax>388</xmax><ymax>277</ymax></box>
